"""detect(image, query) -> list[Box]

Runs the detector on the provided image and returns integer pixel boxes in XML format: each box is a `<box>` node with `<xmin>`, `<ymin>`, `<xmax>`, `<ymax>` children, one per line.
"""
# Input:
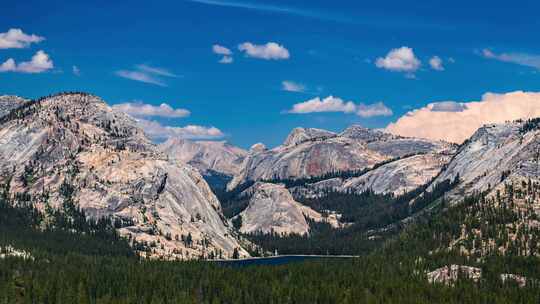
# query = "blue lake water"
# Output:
<box><xmin>215</xmin><ymin>255</ymin><xmax>357</xmax><ymax>267</ymax></box>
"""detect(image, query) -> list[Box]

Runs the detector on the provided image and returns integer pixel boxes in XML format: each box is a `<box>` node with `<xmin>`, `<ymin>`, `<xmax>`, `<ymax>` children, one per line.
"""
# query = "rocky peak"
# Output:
<box><xmin>283</xmin><ymin>127</ymin><xmax>336</xmax><ymax>146</ymax></box>
<box><xmin>249</xmin><ymin>142</ymin><xmax>267</xmax><ymax>153</ymax></box>
<box><xmin>339</xmin><ymin>124</ymin><xmax>387</xmax><ymax>142</ymax></box>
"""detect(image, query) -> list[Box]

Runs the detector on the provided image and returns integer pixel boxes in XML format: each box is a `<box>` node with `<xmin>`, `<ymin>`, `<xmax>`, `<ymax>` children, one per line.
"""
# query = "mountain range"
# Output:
<box><xmin>1</xmin><ymin>92</ymin><xmax>539</xmax><ymax>263</ymax></box>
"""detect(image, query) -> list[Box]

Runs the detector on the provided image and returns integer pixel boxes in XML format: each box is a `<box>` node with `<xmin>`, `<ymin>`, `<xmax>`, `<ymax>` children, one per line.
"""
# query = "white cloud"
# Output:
<box><xmin>386</xmin><ymin>91</ymin><xmax>540</xmax><ymax>143</ymax></box>
<box><xmin>0</xmin><ymin>58</ymin><xmax>16</xmax><ymax>72</ymax></box>
<box><xmin>0</xmin><ymin>28</ymin><xmax>44</xmax><ymax>49</ymax></box>
<box><xmin>238</xmin><ymin>42</ymin><xmax>290</xmax><ymax>60</ymax></box>
<box><xmin>135</xmin><ymin>64</ymin><xmax>177</xmax><ymax>77</ymax></box>
<box><xmin>219</xmin><ymin>56</ymin><xmax>233</xmax><ymax>64</ymax></box>
<box><xmin>72</xmin><ymin>65</ymin><xmax>80</xmax><ymax>76</ymax></box>
<box><xmin>287</xmin><ymin>96</ymin><xmax>392</xmax><ymax>118</ymax></box>
<box><xmin>213</xmin><ymin>44</ymin><xmax>232</xmax><ymax>56</ymax></box>
<box><xmin>429</xmin><ymin>56</ymin><xmax>444</xmax><ymax>71</ymax></box>
<box><xmin>282</xmin><ymin>80</ymin><xmax>305</xmax><ymax>93</ymax></box>
<box><xmin>115</xmin><ymin>64</ymin><xmax>176</xmax><ymax>86</ymax></box>
<box><xmin>212</xmin><ymin>44</ymin><xmax>234</xmax><ymax>63</ymax></box>
<box><xmin>0</xmin><ymin>50</ymin><xmax>54</xmax><ymax>73</ymax></box>
<box><xmin>356</xmin><ymin>102</ymin><xmax>393</xmax><ymax>118</ymax></box>
<box><xmin>481</xmin><ymin>49</ymin><xmax>540</xmax><ymax>70</ymax></box>
<box><xmin>137</xmin><ymin>119</ymin><xmax>224</xmax><ymax>140</ymax></box>
<box><xmin>375</xmin><ymin>46</ymin><xmax>421</xmax><ymax>73</ymax></box>
<box><xmin>112</xmin><ymin>101</ymin><xmax>190</xmax><ymax>118</ymax></box>
<box><xmin>288</xmin><ymin>96</ymin><xmax>356</xmax><ymax>114</ymax></box>
<box><xmin>116</xmin><ymin>70</ymin><xmax>165</xmax><ymax>86</ymax></box>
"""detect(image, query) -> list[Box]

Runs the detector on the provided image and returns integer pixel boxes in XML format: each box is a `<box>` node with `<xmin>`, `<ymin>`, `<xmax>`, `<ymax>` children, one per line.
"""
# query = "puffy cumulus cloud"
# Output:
<box><xmin>482</xmin><ymin>49</ymin><xmax>540</xmax><ymax>70</ymax></box>
<box><xmin>0</xmin><ymin>28</ymin><xmax>44</xmax><ymax>49</ymax></box>
<box><xmin>376</xmin><ymin>46</ymin><xmax>420</xmax><ymax>73</ymax></box>
<box><xmin>115</xmin><ymin>64</ymin><xmax>176</xmax><ymax>86</ymax></box>
<box><xmin>287</xmin><ymin>96</ymin><xmax>392</xmax><ymax>118</ymax></box>
<box><xmin>112</xmin><ymin>101</ymin><xmax>190</xmax><ymax>118</ymax></box>
<box><xmin>386</xmin><ymin>91</ymin><xmax>540</xmax><ymax>143</ymax></box>
<box><xmin>429</xmin><ymin>56</ymin><xmax>444</xmax><ymax>71</ymax></box>
<box><xmin>137</xmin><ymin>119</ymin><xmax>224</xmax><ymax>140</ymax></box>
<box><xmin>238</xmin><ymin>42</ymin><xmax>290</xmax><ymax>60</ymax></box>
<box><xmin>0</xmin><ymin>50</ymin><xmax>54</xmax><ymax>73</ymax></box>
<box><xmin>288</xmin><ymin>96</ymin><xmax>356</xmax><ymax>114</ymax></box>
<box><xmin>212</xmin><ymin>44</ymin><xmax>232</xmax><ymax>56</ymax></box>
<box><xmin>282</xmin><ymin>80</ymin><xmax>305</xmax><ymax>93</ymax></box>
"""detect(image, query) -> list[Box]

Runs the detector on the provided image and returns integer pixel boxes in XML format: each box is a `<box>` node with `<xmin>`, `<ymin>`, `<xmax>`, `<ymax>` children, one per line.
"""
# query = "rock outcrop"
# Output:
<box><xmin>235</xmin><ymin>182</ymin><xmax>340</xmax><ymax>235</ymax></box>
<box><xmin>427</xmin><ymin>265</ymin><xmax>482</xmax><ymax>285</ymax></box>
<box><xmin>0</xmin><ymin>92</ymin><xmax>249</xmax><ymax>260</ymax></box>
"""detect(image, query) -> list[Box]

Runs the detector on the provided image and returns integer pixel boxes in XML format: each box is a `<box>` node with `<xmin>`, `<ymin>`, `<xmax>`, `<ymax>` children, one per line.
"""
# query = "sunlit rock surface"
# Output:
<box><xmin>230</xmin><ymin>125</ymin><xmax>453</xmax><ymax>195</ymax></box>
<box><xmin>235</xmin><ymin>182</ymin><xmax>340</xmax><ymax>235</ymax></box>
<box><xmin>0</xmin><ymin>93</ymin><xmax>249</xmax><ymax>260</ymax></box>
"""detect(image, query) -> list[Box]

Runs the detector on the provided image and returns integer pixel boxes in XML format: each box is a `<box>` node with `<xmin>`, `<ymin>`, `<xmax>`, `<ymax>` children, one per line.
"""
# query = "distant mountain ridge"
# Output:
<box><xmin>159</xmin><ymin>138</ymin><xmax>248</xmax><ymax>176</ymax></box>
<box><xmin>228</xmin><ymin>125</ymin><xmax>454</xmax><ymax>194</ymax></box>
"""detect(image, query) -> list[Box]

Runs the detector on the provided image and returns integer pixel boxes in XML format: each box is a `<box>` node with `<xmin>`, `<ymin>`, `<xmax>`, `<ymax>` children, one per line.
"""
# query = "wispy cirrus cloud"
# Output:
<box><xmin>0</xmin><ymin>50</ymin><xmax>54</xmax><ymax>73</ymax></box>
<box><xmin>116</xmin><ymin>64</ymin><xmax>177</xmax><ymax>86</ymax></box>
<box><xmin>187</xmin><ymin>0</ymin><xmax>339</xmax><ymax>22</ymax></box>
<box><xmin>136</xmin><ymin>64</ymin><xmax>178</xmax><ymax>77</ymax></box>
<box><xmin>481</xmin><ymin>49</ymin><xmax>540</xmax><ymax>70</ymax></box>
<box><xmin>282</xmin><ymin>80</ymin><xmax>305</xmax><ymax>93</ymax></box>
<box><xmin>286</xmin><ymin>96</ymin><xmax>392</xmax><ymax>118</ymax></box>
<box><xmin>0</xmin><ymin>28</ymin><xmax>44</xmax><ymax>49</ymax></box>
<box><xmin>72</xmin><ymin>65</ymin><xmax>81</xmax><ymax>76</ymax></box>
<box><xmin>112</xmin><ymin>101</ymin><xmax>190</xmax><ymax>118</ymax></box>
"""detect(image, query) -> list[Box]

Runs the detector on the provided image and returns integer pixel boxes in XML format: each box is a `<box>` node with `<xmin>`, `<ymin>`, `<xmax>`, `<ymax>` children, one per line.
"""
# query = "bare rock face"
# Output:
<box><xmin>228</xmin><ymin>124</ymin><xmax>452</xmax><ymax>193</ymax></box>
<box><xmin>428</xmin><ymin>265</ymin><xmax>529</xmax><ymax>287</ymax></box>
<box><xmin>0</xmin><ymin>93</ymin><xmax>248</xmax><ymax>260</ymax></box>
<box><xmin>427</xmin><ymin>265</ymin><xmax>482</xmax><ymax>285</ymax></box>
<box><xmin>0</xmin><ymin>95</ymin><xmax>27</xmax><ymax>119</ymax></box>
<box><xmin>432</xmin><ymin>121</ymin><xmax>540</xmax><ymax>199</ymax></box>
<box><xmin>235</xmin><ymin>182</ymin><xmax>340</xmax><ymax>235</ymax></box>
<box><xmin>159</xmin><ymin>138</ymin><xmax>247</xmax><ymax>176</ymax></box>
<box><xmin>292</xmin><ymin>152</ymin><xmax>453</xmax><ymax>197</ymax></box>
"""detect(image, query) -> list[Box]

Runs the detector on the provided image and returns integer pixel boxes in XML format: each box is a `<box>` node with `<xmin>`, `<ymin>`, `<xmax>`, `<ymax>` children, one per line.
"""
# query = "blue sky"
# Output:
<box><xmin>2</xmin><ymin>0</ymin><xmax>540</xmax><ymax>148</ymax></box>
